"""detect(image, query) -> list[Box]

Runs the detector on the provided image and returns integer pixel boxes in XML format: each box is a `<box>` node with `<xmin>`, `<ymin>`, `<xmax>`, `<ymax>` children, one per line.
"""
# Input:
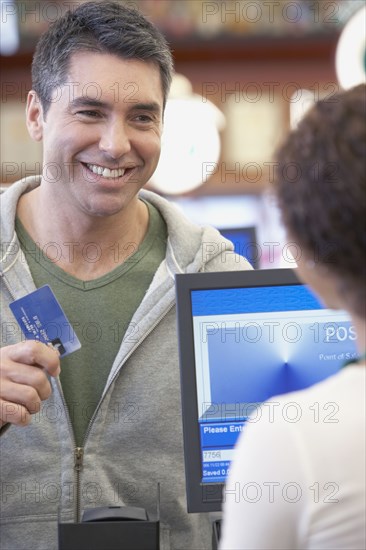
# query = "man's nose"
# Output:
<box><xmin>99</xmin><ymin>119</ymin><xmax>132</xmax><ymax>159</ymax></box>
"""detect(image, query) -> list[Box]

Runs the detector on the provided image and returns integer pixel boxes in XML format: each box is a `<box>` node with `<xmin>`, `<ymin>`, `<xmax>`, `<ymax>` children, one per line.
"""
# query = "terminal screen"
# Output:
<box><xmin>191</xmin><ymin>284</ymin><xmax>357</xmax><ymax>484</ymax></box>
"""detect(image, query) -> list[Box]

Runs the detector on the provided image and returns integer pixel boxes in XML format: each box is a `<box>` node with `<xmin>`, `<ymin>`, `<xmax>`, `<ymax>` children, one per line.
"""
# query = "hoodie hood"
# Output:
<box><xmin>1</xmin><ymin>177</ymin><xmax>40</xmax><ymax>276</ymax></box>
<box><xmin>1</xmin><ymin>177</ymin><xmax>250</xmax><ymax>279</ymax></box>
<box><xmin>140</xmin><ymin>188</ymin><xmax>243</xmax><ymax>276</ymax></box>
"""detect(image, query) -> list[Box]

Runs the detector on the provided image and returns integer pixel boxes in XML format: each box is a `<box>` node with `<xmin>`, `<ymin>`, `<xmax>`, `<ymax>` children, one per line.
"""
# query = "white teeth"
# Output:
<box><xmin>86</xmin><ymin>164</ymin><xmax>125</xmax><ymax>178</ymax></box>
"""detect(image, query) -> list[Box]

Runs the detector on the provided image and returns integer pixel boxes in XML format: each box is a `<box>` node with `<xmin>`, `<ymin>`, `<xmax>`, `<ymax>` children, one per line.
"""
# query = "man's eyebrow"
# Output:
<box><xmin>130</xmin><ymin>102</ymin><xmax>162</xmax><ymax>114</ymax></box>
<box><xmin>69</xmin><ymin>97</ymin><xmax>109</xmax><ymax>109</ymax></box>
<box><xmin>69</xmin><ymin>97</ymin><xmax>162</xmax><ymax>114</ymax></box>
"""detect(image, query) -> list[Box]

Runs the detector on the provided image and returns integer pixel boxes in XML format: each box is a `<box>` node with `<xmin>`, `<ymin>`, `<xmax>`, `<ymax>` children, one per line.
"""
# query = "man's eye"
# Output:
<box><xmin>135</xmin><ymin>114</ymin><xmax>154</xmax><ymax>123</ymax></box>
<box><xmin>77</xmin><ymin>110</ymin><xmax>100</xmax><ymax>118</ymax></box>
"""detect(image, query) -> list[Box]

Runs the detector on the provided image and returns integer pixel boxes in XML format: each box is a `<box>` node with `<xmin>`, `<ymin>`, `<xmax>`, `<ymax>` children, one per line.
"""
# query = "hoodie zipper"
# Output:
<box><xmin>74</xmin><ymin>447</ymin><xmax>84</xmax><ymax>520</ymax></box>
<box><xmin>72</xmin><ymin>301</ymin><xmax>175</xmax><ymax>522</ymax></box>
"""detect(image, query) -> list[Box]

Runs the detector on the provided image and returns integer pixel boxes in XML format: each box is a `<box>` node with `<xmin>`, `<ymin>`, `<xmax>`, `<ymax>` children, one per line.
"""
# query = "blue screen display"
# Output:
<box><xmin>191</xmin><ymin>284</ymin><xmax>322</xmax><ymax>316</ymax></box>
<box><xmin>191</xmin><ymin>284</ymin><xmax>357</xmax><ymax>483</ymax></box>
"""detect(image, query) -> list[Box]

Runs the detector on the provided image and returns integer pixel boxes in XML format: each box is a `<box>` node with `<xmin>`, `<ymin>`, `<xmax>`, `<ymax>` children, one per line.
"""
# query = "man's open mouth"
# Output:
<box><xmin>84</xmin><ymin>163</ymin><xmax>126</xmax><ymax>179</ymax></box>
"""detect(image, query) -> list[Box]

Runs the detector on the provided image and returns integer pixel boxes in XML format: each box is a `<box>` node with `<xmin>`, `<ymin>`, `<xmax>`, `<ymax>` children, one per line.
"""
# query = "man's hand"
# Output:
<box><xmin>0</xmin><ymin>341</ymin><xmax>61</xmax><ymax>427</ymax></box>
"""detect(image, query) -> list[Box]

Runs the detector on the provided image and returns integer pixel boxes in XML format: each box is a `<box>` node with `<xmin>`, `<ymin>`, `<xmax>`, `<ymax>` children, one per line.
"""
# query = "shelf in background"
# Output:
<box><xmin>1</xmin><ymin>32</ymin><xmax>339</xmax><ymax>71</ymax></box>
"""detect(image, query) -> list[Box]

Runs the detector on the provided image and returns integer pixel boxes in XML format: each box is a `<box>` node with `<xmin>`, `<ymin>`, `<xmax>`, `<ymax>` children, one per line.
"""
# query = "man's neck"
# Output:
<box><xmin>17</xmin><ymin>187</ymin><xmax>149</xmax><ymax>280</ymax></box>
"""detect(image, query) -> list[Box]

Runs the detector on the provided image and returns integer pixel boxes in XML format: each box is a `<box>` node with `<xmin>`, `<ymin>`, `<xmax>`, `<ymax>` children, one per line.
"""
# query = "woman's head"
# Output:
<box><xmin>274</xmin><ymin>84</ymin><xmax>366</xmax><ymax>318</ymax></box>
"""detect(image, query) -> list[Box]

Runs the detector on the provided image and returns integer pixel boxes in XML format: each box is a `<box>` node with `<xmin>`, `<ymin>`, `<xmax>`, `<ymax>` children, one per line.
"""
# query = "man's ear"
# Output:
<box><xmin>26</xmin><ymin>91</ymin><xmax>44</xmax><ymax>141</ymax></box>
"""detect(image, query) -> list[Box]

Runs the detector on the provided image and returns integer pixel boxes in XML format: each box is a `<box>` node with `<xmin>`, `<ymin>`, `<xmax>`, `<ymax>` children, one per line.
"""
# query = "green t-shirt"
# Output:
<box><xmin>16</xmin><ymin>200</ymin><xmax>167</xmax><ymax>445</ymax></box>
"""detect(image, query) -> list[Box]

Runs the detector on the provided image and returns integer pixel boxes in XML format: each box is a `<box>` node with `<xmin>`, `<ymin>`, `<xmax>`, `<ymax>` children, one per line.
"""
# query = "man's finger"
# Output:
<box><xmin>5</xmin><ymin>341</ymin><xmax>60</xmax><ymax>376</ymax></box>
<box><xmin>2</xmin><ymin>367</ymin><xmax>52</xmax><ymax>402</ymax></box>
<box><xmin>0</xmin><ymin>399</ymin><xmax>31</xmax><ymax>426</ymax></box>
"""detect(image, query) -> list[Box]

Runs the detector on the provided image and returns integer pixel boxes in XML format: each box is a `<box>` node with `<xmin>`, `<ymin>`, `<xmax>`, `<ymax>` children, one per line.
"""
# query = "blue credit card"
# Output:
<box><xmin>9</xmin><ymin>285</ymin><xmax>81</xmax><ymax>357</ymax></box>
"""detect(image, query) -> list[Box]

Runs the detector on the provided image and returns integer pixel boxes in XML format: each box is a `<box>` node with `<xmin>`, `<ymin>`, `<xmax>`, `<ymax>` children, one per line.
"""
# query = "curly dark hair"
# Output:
<box><xmin>31</xmin><ymin>0</ymin><xmax>174</xmax><ymax>115</ymax></box>
<box><xmin>274</xmin><ymin>84</ymin><xmax>366</xmax><ymax>318</ymax></box>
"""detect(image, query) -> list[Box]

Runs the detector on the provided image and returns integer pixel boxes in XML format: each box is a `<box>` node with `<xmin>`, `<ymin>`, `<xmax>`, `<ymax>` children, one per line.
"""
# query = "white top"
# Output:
<box><xmin>220</xmin><ymin>366</ymin><xmax>366</xmax><ymax>550</ymax></box>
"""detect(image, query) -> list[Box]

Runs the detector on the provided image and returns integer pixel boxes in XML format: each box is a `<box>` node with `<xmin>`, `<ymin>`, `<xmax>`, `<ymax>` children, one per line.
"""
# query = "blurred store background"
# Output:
<box><xmin>1</xmin><ymin>0</ymin><xmax>365</xmax><ymax>268</ymax></box>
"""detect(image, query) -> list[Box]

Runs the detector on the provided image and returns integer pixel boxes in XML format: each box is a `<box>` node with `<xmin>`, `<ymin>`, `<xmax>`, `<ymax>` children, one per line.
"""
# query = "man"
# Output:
<box><xmin>0</xmin><ymin>2</ymin><xmax>251</xmax><ymax>549</ymax></box>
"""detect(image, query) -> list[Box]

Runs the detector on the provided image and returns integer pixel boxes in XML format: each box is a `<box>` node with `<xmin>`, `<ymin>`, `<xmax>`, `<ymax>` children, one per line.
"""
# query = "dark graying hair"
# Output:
<box><xmin>31</xmin><ymin>1</ymin><xmax>174</xmax><ymax>114</ymax></box>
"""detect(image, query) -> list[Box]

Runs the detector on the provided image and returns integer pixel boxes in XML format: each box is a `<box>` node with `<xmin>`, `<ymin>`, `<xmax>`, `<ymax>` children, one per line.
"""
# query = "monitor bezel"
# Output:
<box><xmin>175</xmin><ymin>268</ymin><xmax>303</xmax><ymax>513</ymax></box>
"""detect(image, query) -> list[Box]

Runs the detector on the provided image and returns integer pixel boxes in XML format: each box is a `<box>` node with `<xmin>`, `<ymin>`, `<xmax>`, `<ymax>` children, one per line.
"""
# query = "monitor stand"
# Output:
<box><xmin>210</xmin><ymin>512</ymin><xmax>222</xmax><ymax>549</ymax></box>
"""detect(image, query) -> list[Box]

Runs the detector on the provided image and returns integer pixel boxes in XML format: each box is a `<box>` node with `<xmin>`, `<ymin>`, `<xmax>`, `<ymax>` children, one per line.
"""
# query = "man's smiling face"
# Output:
<box><xmin>26</xmin><ymin>51</ymin><xmax>164</xmax><ymax>218</ymax></box>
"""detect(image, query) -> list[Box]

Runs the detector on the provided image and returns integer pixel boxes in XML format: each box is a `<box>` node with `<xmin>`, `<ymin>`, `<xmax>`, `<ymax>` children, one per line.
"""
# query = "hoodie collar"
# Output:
<box><xmin>1</xmin><ymin>177</ymin><xmax>233</xmax><ymax>277</ymax></box>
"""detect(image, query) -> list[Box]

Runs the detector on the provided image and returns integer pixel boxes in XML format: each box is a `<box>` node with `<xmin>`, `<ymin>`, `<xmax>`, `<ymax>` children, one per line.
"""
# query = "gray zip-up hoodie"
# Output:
<box><xmin>0</xmin><ymin>177</ymin><xmax>252</xmax><ymax>550</ymax></box>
